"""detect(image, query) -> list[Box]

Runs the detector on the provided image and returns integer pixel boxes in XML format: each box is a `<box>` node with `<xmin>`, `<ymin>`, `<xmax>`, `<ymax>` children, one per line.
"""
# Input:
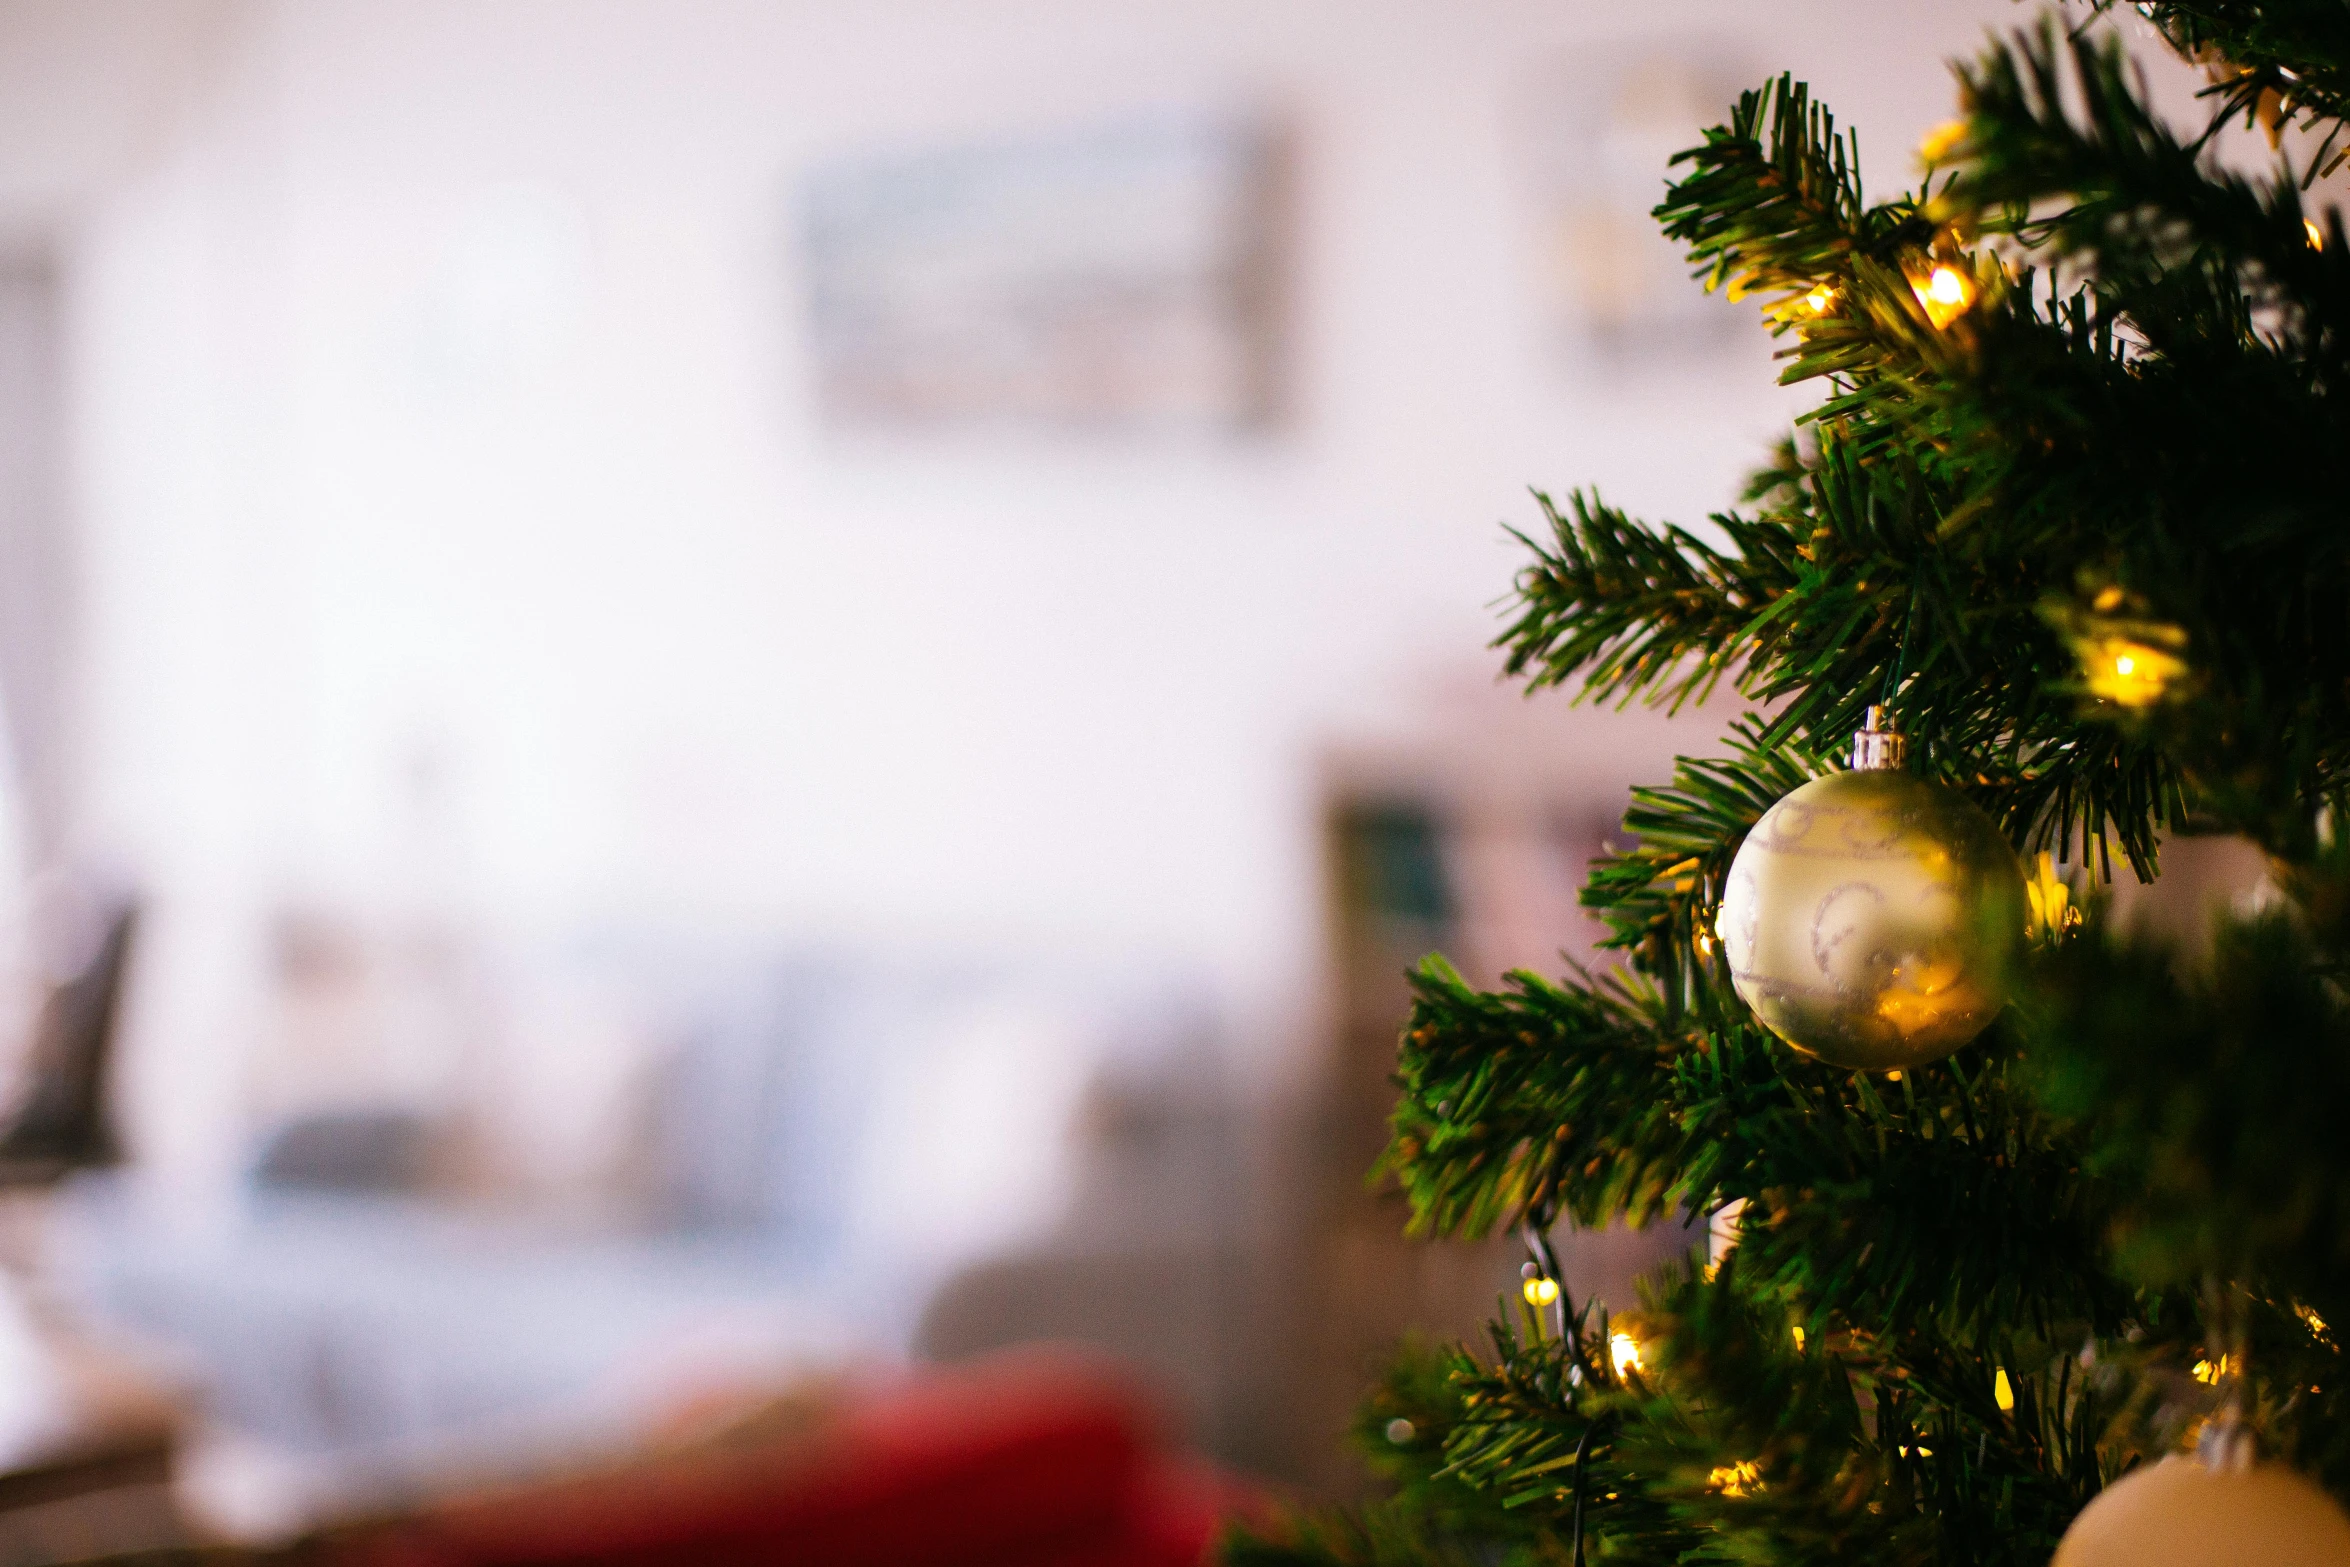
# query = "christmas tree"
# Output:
<box><xmin>1238</xmin><ymin>5</ymin><xmax>2350</xmax><ymax>1564</ymax></box>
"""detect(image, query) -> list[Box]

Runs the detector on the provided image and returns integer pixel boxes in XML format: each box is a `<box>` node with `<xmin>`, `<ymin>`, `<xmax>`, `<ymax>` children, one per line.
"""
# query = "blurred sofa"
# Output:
<box><xmin>45</xmin><ymin>945</ymin><xmax>1247</xmax><ymax>1534</ymax></box>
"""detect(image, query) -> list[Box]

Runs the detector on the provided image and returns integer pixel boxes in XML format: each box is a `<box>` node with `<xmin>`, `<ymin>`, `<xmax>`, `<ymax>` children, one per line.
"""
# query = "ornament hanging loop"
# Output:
<box><xmin>2198</xmin><ymin>1275</ymin><xmax>2257</xmax><ymax>1475</ymax></box>
<box><xmin>2199</xmin><ymin>1408</ymin><xmax>2258</xmax><ymax>1475</ymax></box>
<box><xmin>1852</xmin><ymin>706</ymin><xmax>1908</xmax><ymax>772</ymax></box>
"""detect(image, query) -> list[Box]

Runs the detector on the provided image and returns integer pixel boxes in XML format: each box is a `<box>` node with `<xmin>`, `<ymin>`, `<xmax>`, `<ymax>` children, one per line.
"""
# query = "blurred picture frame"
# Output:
<box><xmin>801</xmin><ymin>109</ymin><xmax>1286</xmax><ymax>436</ymax></box>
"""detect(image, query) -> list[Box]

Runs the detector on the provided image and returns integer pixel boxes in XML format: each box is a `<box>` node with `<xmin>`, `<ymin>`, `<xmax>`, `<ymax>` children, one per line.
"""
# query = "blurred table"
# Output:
<box><xmin>0</xmin><ymin>1297</ymin><xmax>188</xmax><ymax>1564</ymax></box>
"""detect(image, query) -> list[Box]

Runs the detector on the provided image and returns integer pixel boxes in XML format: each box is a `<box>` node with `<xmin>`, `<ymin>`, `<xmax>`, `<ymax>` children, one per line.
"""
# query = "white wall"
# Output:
<box><xmin>11</xmin><ymin>0</ymin><xmax>2025</xmax><ymax>1199</ymax></box>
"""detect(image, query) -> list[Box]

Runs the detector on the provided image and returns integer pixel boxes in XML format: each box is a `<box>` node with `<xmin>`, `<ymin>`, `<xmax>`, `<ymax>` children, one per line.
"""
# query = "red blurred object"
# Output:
<box><xmin>329</xmin><ymin>1357</ymin><xmax>1244</xmax><ymax>1567</ymax></box>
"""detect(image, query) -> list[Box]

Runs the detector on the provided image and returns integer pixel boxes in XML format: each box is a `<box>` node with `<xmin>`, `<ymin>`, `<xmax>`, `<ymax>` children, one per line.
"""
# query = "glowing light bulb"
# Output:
<box><xmin>1804</xmin><ymin>284</ymin><xmax>1834</xmax><ymax>314</ymax></box>
<box><xmin>2026</xmin><ymin>851</ymin><xmax>2081</xmax><ymax>941</ymax></box>
<box><xmin>1709</xmin><ymin>1459</ymin><xmax>1761</xmax><ymax>1496</ymax></box>
<box><xmin>1791</xmin><ymin>1324</ymin><xmax>1806</xmax><ymax>1351</ymax></box>
<box><xmin>2081</xmin><ymin>633</ymin><xmax>2186</xmax><ymax>708</ymax></box>
<box><xmin>1908</xmin><ymin>261</ymin><xmax>1977</xmax><ymax>328</ymax></box>
<box><xmin>1918</xmin><ymin>119</ymin><xmax>1968</xmax><ymax>164</ymax></box>
<box><xmin>1523</xmin><ymin>1276</ymin><xmax>1560</xmax><ymax>1307</ymax></box>
<box><xmin>2308</xmin><ymin>219</ymin><xmax>2325</xmax><ymax>250</ymax></box>
<box><xmin>1994</xmin><ymin>1368</ymin><xmax>2016</xmax><ymax>1411</ymax></box>
<box><xmin>1610</xmin><ymin>1331</ymin><xmax>1645</xmax><ymax>1378</ymax></box>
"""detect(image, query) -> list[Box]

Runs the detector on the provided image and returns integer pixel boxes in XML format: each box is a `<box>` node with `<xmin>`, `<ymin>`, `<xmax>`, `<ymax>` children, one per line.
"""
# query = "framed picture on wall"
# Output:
<box><xmin>801</xmin><ymin>109</ymin><xmax>1285</xmax><ymax>436</ymax></box>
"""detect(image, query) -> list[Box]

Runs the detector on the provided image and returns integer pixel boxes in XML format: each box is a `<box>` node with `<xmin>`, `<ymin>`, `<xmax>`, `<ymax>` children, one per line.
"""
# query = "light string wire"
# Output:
<box><xmin>1522</xmin><ymin>1203</ymin><xmax>1611</xmax><ymax>1566</ymax></box>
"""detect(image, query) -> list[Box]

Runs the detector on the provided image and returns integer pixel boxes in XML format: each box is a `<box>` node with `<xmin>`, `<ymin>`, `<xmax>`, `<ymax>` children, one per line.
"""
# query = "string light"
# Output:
<box><xmin>2308</xmin><ymin>218</ymin><xmax>2326</xmax><ymax>250</ymax></box>
<box><xmin>2081</xmin><ymin>634</ymin><xmax>2187</xmax><ymax>708</ymax></box>
<box><xmin>2193</xmin><ymin>1353</ymin><xmax>2239</xmax><ymax>1385</ymax></box>
<box><xmin>1918</xmin><ymin>119</ymin><xmax>1968</xmax><ymax>165</ymax></box>
<box><xmin>1792</xmin><ymin>1324</ymin><xmax>1806</xmax><ymax>1352</ymax></box>
<box><xmin>1804</xmin><ymin>283</ymin><xmax>1836</xmax><ymax>314</ymax></box>
<box><xmin>1910</xmin><ymin>262</ymin><xmax>1976</xmax><ymax>328</ymax></box>
<box><xmin>1710</xmin><ymin>1460</ymin><xmax>1762</xmax><ymax>1496</ymax></box>
<box><xmin>2300</xmin><ymin>1304</ymin><xmax>2332</xmax><ymax>1338</ymax></box>
<box><xmin>2025</xmin><ymin>851</ymin><xmax>2082</xmax><ymax>940</ymax></box>
<box><xmin>1994</xmin><ymin>1368</ymin><xmax>2016</xmax><ymax>1411</ymax></box>
<box><xmin>1610</xmin><ymin>1331</ymin><xmax>1645</xmax><ymax>1378</ymax></box>
<box><xmin>1523</xmin><ymin>1275</ymin><xmax>1561</xmax><ymax>1307</ymax></box>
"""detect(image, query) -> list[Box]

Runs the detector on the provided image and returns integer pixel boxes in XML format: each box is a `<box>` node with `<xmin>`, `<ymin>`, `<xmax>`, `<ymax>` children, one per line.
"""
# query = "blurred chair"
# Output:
<box><xmin>0</xmin><ymin>902</ymin><xmax>187</xmax><ymax>1562</ymax></box>
<box><xmin>0</xmin><ymin>904</ymin><xmax>134</xmax><ymax>1186</ymax></box>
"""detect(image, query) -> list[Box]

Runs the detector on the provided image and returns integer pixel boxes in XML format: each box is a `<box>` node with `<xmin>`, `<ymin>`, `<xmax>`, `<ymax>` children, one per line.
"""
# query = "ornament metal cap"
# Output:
<box><xmin>1852</xmin><ymin>706</ymin><xmax>1907</xmax><ymax>771</ymax></box>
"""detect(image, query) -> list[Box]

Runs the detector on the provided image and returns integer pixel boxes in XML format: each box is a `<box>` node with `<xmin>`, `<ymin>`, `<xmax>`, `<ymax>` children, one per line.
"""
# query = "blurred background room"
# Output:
<box><xmin>0</xmin><ymin>0</ymin><xmax>2134</xmax><ymax>1556</ymax></box>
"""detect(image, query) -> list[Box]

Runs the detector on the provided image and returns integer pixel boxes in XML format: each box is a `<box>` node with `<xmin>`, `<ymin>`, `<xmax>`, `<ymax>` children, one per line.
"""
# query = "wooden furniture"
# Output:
<box><xmin>0</xmin><ymin>1323</ymin><xmax>185</xmax><ymax>1562</ymax></box>
<box><xmin>1284</xmin><ymin>685</ymin><xmax>1707</xmax><ymax>1495</ymax></box>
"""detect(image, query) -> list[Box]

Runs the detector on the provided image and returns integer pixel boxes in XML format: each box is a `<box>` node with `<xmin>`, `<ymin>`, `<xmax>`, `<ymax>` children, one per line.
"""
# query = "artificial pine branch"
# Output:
<box><xmin>2125</xmin><ymin>0</ymin><xmax>2350</xmax><ymax>177</ymax></box>
<box><xmin>1235</xmin><ymin>7</ymin><xmax>2350</xmax><ymax>1562</ymax></box>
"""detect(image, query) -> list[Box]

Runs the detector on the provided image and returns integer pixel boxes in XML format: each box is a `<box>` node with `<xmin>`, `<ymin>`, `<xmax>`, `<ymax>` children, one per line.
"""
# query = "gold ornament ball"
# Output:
<box><xmin>1715</xmin><ymin>769</ymin><xmax>2025</xmax><ymax>1070</ymax></box>
<box><xmin>2053</xmin><ymin>1457</ymin><xmax>2350</xmax><ymax>1567</ymax></box>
